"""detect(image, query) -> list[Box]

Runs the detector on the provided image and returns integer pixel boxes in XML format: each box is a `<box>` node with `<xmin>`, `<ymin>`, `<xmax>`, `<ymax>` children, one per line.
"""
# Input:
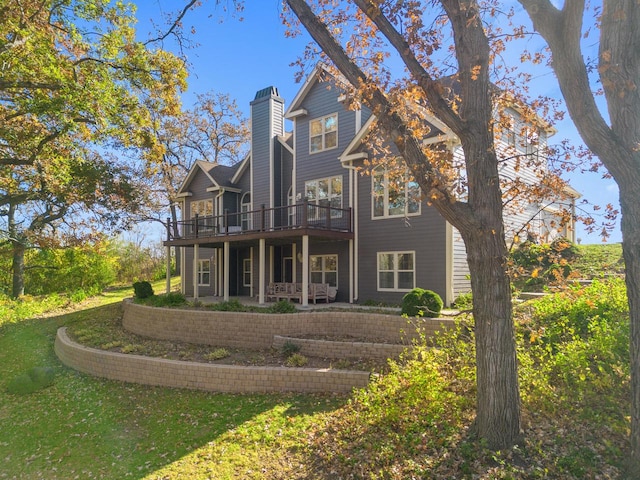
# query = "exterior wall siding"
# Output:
<box><xmin>355</xmin><ymin>165</ymin><xmax>448</xmax><ymax>305</ymax></box>
<box><xmin>452</xmin><ymin>226</ymin><xmax>471</xmax><ymax>299</ymax></box>
<box><xmin>294</xmin><ymin>80</ymin><xmax>354</xmax><ymax>208</ymax></box>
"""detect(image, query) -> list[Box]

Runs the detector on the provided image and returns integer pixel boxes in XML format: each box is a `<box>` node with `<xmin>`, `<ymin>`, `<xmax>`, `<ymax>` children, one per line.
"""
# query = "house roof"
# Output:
<box><xmin>177</xmin><ymin>160</ymin><xmax>242</xmax><ymax>196</ymax></box>
<box><xmin>338</xmin><ymin>107</ymin><xmax>456</xmax><ymax>163</ymax></box>
<box><xmin>285</xmin><ymin>63</ymin><xmax>346</xmax><ymax>118</ymax></box>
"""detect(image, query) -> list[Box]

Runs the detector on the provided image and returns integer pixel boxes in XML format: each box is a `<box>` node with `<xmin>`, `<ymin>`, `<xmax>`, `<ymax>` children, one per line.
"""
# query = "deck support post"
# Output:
<box><xmin>193</xmin><ymin>244</ymin><xmax>199</xmax><ymax>301</ymax></box>
<box><xmin>301</xmin><ymin>235</ymin><xmax>309</xmax><ymax>307</ymax></box>
<box><xmin>165</xmin><ymin>246</ymin><xmax>171</xmax><ymax>294</ymax></box>
<box><xmin>223</xmin><ymin>241</ymin><xmax>230</xmax><ymax>302</ymax></box>
<box><xmin>258</xmin><ymin>238</ymin><xmax>266</xmax><ymax>305</ymax></box>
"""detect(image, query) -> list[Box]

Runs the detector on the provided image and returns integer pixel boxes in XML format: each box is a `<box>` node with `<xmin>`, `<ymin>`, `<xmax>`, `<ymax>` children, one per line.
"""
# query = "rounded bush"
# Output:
<box><xmin>268</xmin><ymin>300</ymin><xmax>297</xmax><ymax>314</ymax></box>
<box><xmin>401</xmin><ymin>288</ymin><xmax>443</xmax><ymax>318</ymax></box>
<box><xmin>132</xmin><ymin>281</ymin><xmax>154</xmax><ymax>299</ymax></box>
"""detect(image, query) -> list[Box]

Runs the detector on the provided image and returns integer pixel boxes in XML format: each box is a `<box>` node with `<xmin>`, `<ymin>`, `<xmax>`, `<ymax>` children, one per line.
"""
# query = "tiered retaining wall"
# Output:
<box><xmin>55</xmin><ymin>328</ymin><xmax>370</xmax><ymax>393</ymax></box>
<box><xmin>121</xmin><ymin>301</ymin><xmax>453</xmax><ymax>349</ymax></box>
<box><xmin>55</xmin><ymin>301</ymin><xmax>455</xmax><ymax>394</ymax></box>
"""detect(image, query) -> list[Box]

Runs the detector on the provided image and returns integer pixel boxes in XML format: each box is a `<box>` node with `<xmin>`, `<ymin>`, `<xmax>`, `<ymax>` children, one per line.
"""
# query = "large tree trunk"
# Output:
<box><xmin>11</xmin><ymin>241</ymin><xmax>25</xmax><ymax>299</ymax></box>
<box><xmin>620</xmin><ymin>189</ymin><xmax>640</xmax><ymax>475</ymax></box>
<box><xmin>518</xmin><ymin>0</ymin><xmax>640</xmax><ymax>470</ymax></box>
<box><xmin>464</xmin><ymin>229</ymin><xmax>521</xmax><ymax>448</ymax></box>
<box><xmin>285</xmin><ymin>0</ymin><xmax>522</xmax><ymax>450</ymax></box>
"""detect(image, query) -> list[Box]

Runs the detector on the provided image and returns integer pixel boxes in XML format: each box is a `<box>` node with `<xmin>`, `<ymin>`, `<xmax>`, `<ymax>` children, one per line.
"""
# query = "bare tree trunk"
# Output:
<box><xmin>11</xmin><ymin>242</ymin><xmax>25</xmax><ymax>299</ymax></box>
<box><xmin>464</xmin><ymin>229</ymin><xmax>521</xmax><ymax>448</ymax></box>
<box><xmin>621</xmin><ymin>193</ymin><xmax>640</xmax><ymax>476</ymax></box>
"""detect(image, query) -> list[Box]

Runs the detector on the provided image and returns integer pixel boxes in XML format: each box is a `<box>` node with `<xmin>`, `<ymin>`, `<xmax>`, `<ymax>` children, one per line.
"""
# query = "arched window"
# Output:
<box><xmin>241</xmin><ymin>192</ymin><xmax>252</xmax><ymax>230</ymax></box>
<box><xmin>287</xmin><ymin>186</ymin><xmax>294</xmax><ymax>226</ymax></box>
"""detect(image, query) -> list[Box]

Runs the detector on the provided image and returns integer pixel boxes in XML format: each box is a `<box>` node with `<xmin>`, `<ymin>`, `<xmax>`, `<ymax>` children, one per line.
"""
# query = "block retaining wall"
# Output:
<box><xmin>272</xmin><ymin>335</ymin><xmax>407</xmax><ymax>360</ymax></box>
<box><xmin>122</xmin><ymin>301</ymin><xmax>455</xmax><ymax>350</ymax></box>
<box><xmin>55</xmin><ymin>328</ymin><xmax>370</xmax><ymax>394</ymax></box>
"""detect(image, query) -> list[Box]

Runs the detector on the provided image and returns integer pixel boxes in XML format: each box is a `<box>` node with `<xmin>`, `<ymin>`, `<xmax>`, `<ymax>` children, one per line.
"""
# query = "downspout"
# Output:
<box><xmin>343</xmin><ymin>160</ymin><xmax>358</xmax><ymax>303</ymax></box>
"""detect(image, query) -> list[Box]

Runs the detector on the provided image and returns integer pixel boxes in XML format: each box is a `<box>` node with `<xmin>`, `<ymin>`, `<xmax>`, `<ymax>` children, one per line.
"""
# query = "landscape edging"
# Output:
<box><xmin>55</xmin><ymin>327</ymin><xmax>370</xmax><ymax>393</ymax></box>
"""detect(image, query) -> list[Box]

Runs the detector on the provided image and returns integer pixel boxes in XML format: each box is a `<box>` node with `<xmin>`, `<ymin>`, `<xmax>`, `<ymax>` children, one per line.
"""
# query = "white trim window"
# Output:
<box><xmin>310</xmin><ymin>254</ymin><xmax>337</xmax><ymax>287</ymax></box>
<box><xmin>372</xmin><ymin>166</ymin><xmax>420</xmax><ymax>219</ymax></box>
<box><xmin>377</xmin><ymin>251</ymin><xmax>415</xmax><ymax>291</ymax></box>
<box><xmin>198</xmin><ymin>259</ymin><xmax>211</xmax><ymax>286</ymax></box>
<box><xmin>191</xmin><ymin>199</ymin><xmax>214</xmax><ymax>231</ymax></box>
<box><xmin>190</xmin><ymin>199</ymin><xmax>213</xmax><ymax>218</ymax></box>
<box><xmin>242</xmin><ymin>258</ymin><xmax>252</xmax><ymax>287</ymax></box>
<box><xmin>241</xmin><ymin>192</ymin><xmax>252</xmax><ymax>230</ymax></box>
<box><xmin>305</xmin><ymin>176</ymin><xmax>342</xmax><ymax>209</ymax></box>
<box><xmin>310</xmin><ymin>113</ymin><xmax>338</xmax><ymax>153</ymax></box>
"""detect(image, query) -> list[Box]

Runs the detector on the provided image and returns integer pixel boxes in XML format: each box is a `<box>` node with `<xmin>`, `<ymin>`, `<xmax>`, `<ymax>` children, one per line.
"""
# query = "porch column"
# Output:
<box><xmin>193</xmin><ymin>244</ymin><xmax>199</xmax><ymax>301</ymax></box>
<box><xmin>249</xmin><ymin>247</ymin><xmax>254</xmax><ymax>299</ymax></box>
<box><xmin>180</xmin><ymin>247</ymin><xmax>185</xmax><ymax>294</ymax></box>
<box><xmin>292</xmin><ymin>242</ymin><xmax>297</xmax><ymax>282</ymax></box>
<box><xmin>165</xmin><ymin>245</ymin><xmax>171</xmax><ymax>294</ymax></box>
<box><xmin>223</xmin><ymin>241</ymin><xmax>230</xmax><ymax>302</ymax></box>
<box><xmin>301</xmin><ymin>235</ymin><xmax>309</xmax><ymax>307</ymax></box>
<box><xmin>349</xmin><ymin>239</ymin><xmax>354</xmax><ymax>304</ymax></box>
<box><xmin>258</xmin><ymin>238</ymin><xmax>266</xmax><ymax>305</ymax></box>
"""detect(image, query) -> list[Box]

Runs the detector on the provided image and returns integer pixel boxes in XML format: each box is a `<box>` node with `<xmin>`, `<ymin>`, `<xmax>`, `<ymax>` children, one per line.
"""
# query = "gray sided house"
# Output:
<box><xmin>164</xmin><ymin>65</ymin><xmax>577</xmax><ymax>307</ymax></box>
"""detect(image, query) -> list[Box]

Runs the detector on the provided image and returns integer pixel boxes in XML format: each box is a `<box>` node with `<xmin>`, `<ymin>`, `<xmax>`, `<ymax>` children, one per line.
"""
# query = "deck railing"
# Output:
<box><xmin>166</xmin><ymin>201</ymin><xmax>352</xmax><ymax>241</ymax></box>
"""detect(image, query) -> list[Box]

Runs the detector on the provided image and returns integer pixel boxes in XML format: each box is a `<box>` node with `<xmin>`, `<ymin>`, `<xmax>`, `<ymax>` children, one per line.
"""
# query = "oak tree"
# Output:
<box><xmin>284</xmin><ymin>0</ymin><xmax>536</xmax><ymax>449</ymax></box>
<box><xmin>0</xmin><ymin>0</ymin><xmax>186</xmax><ymax>297</ymax></box>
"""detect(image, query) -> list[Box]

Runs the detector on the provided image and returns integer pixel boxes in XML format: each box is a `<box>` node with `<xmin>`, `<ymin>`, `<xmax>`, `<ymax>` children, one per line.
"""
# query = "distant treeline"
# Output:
<box><xmin>0</xmin><ymin>238</ymin><xmax>172</xmax><ymax>298</ymax></box>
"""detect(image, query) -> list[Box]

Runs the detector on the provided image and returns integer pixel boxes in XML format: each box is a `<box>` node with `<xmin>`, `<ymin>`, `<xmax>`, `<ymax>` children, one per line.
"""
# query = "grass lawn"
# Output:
<box><xmin>0</xmin><ymin>261</ymin><xmax>631</xmax><ymax>478</ymax></box>
<box><xmin>0</xmin><ymin>283</ymin><xmax>344</xmax><ymax>479</ymax></box>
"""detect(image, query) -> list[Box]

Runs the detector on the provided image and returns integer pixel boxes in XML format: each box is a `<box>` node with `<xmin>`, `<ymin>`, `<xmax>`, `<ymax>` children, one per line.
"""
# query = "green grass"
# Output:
<box><xmin>0</xmin><ymin>262</ymin><xmax>632</xmax><ymax>478</ymax></box>
<box><xmin>574</xmin><ymin>242</ymin><xmax>625</xmax><ymax>278</ymax></box>
<box><xmin>0</xmin><ymin>280</ymin><xmax>344</xmax><ymax>479</ymax></box>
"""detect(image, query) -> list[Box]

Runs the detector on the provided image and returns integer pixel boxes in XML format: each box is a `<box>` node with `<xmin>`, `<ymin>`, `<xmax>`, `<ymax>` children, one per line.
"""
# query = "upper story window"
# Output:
<box><xmin>310</xmin><ymin>113</ymin><xmax>338</xmax><ymax>153</ymax></box>
<box><xmin>372</xmin><ymin>166</ymin><xmax>421</xmax><ymax>219</ymax></box>
<box><xmin>305</xmin><ymin>176</ymin><xmax>342</xmax><ymax>209</ymax></box>
<box><xmin>190</xmin><ymin>199</ymin><xmax>213</xmax><ymax>218</ymax></box>
<box><xmin>502</xmin><ymin>113</ymin><xmax>542</xmax><ymax>160</ymax></box>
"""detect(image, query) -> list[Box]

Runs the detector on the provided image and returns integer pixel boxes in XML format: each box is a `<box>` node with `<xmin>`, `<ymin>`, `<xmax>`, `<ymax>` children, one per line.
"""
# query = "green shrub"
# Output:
<box><xmin>268</xmin><ymin>300</ymin><xmax>297</xmax><ymax>314</ymax></box>
<box><xmin>205</xmin><ymin>348</ymin><xmax>231</xmax><ymax>361</ymax></box>
<box><xmin>281</xmin><ymin>341</ymin><xmax>301</xmax><ymax>357</ymax></box>
<box><xmin>510</xmin><ymin>237</ymin><xmax>579</xmax><ymax>291</ymax></box>
<box><xmin>517</xmin><ymin>278</ymin><xmax>629</xmax><ymax>416</ymax></box>
<box><xmin>401</xmin><ymin>288</ymin><xmax>443</xmax><ymax>318</ymax></box>
<box><xmin>6</xmin><ymin>366</ymin><xmax>55</xmax><ymax>395</ymax></box>
<box><xmin>144</xmin><ymin>292</ymin><xmax>187</xmax><ymax>307</ymax></box>
<box><xmin>209</xmin><ymin>299</ymin><xmax>246</xmax><ymax>312</ymax></box>
<box><xmin>286</xmin><ymin>353</ymin><xmax>308</xmax><ymax>367</ymax></box>
<box><xmin>132</xmin><ymin>281</ymin><xmax>154</xmax><ymax>299</ymax></box>
<box><xmin>452</xmin><ymin>292</ymin><xmax>473</xmax><ymax>309</ymax></box>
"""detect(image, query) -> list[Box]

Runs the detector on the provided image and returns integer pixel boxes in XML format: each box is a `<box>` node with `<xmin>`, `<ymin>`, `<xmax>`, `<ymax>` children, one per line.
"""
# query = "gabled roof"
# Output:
<box><xmin>177</xmin><ymin>160</ymin><xmax>242</xmax><ymax>196</ymax></box>
<box><xmin>285</xmin><ymin>63</ymin><xmax>341</xmax><ymax>118</ymax></box>
<box><xmin>230</xmin><ymin>153</ymin><xmax>251</xmax><ymax>184</ymax></box>
<box><xmin>338</xmin><ymin>109</ymin><xmax>456</xmax><ymax>163</ymax></box>
<box><xmin>277</xmin><ymin>132</ymin><xmax>294</xmax><ymax>154</ymax></box>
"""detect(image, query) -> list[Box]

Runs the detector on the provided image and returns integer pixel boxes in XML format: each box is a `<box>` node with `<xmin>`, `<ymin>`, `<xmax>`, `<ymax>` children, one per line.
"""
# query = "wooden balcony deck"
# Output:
<box><xmin>164</xmin><ymin>201</ymin><xmax>353</xmax><ymax>247</ymax></box>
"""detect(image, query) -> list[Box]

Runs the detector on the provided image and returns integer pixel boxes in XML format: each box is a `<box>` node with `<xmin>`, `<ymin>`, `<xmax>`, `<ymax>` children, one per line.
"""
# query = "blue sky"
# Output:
<box><xmin>134</xmin><ymin>1</ymin><xmax>621</xmax><ymax>244</ymax></box>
